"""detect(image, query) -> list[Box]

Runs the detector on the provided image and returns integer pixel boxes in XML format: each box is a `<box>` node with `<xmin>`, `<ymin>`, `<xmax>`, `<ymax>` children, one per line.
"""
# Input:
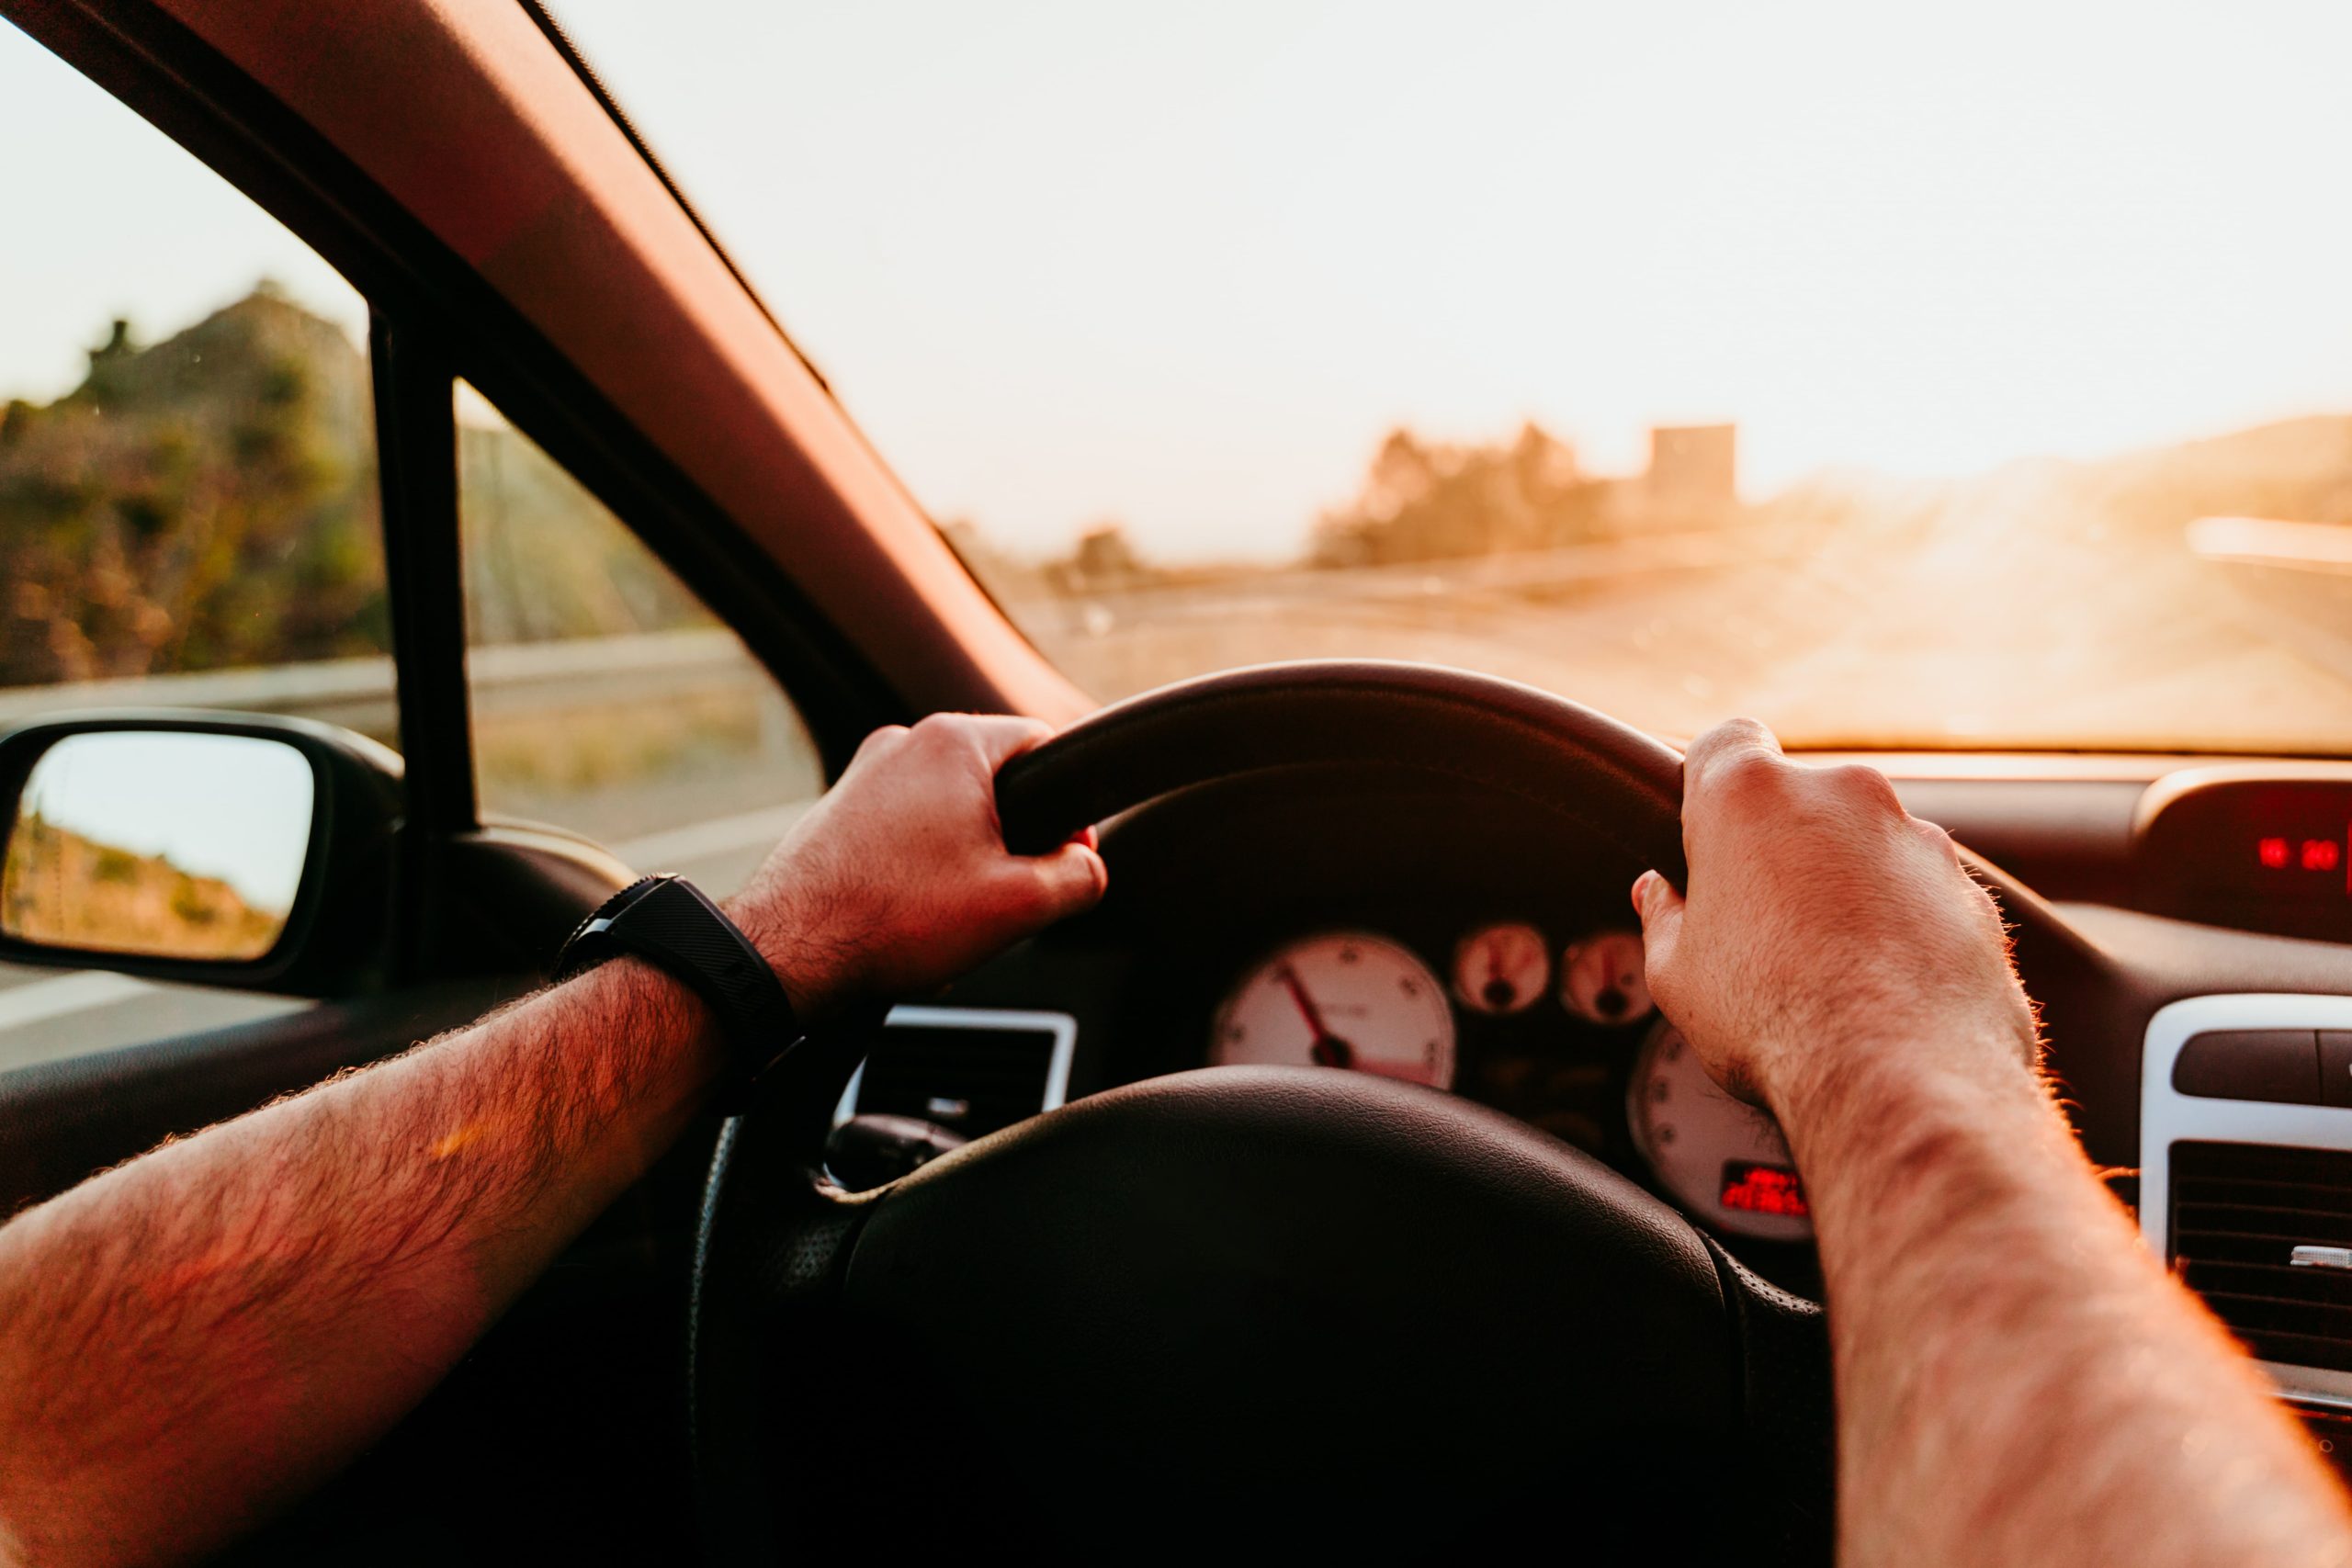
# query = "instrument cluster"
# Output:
<box><xmin>1207</xmin><ymin>920</ymin><xmax>1814</xmax><ymax>1251</ymax></box>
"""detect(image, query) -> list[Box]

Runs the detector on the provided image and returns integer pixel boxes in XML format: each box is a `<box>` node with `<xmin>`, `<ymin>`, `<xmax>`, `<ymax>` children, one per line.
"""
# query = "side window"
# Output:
<box><xmin>0</xmin><ymin>22</ymin><xmax>386</xmax><ymax>1067</ymax></box>
<box><xmin>457</xmin><ymin>385</ymin><xmax>823</xmax><ymax>897</ymax></box>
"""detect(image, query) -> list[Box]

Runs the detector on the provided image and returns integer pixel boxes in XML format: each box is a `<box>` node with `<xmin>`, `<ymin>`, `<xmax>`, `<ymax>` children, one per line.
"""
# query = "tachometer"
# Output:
<box><xmin>1212</xmin><ymin>931</ymin><xmax>1455</xmax><ymax>1089</ymax></box>
<box><xmin>1627</xmin><ymin>1019</ymin><xmax>1813</xmax><ymax>1243</ymax></box>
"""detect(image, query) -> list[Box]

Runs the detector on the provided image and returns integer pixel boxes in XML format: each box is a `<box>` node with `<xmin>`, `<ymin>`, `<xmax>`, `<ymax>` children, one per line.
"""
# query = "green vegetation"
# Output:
<box><xmin>0</xmin><ymin>287</ymin><xmax>386</xmax><ymax>686</ymax></box>
<box><xmin>0</xmin><ymin>288</ymin><xmax>722</xmax><ymax>692</ymax></box>
<box><xmin>458</xmin><ymin>414</ymin><xmax>714</xmax><ymax>645</ymax></box>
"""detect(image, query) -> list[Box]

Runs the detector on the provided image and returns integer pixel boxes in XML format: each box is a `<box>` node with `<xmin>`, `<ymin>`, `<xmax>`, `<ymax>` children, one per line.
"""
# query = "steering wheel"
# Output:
<box><xmin>690</xmin><ymin>663</ymin><xmax>1834</xmax><ymax>1562</ymax></box>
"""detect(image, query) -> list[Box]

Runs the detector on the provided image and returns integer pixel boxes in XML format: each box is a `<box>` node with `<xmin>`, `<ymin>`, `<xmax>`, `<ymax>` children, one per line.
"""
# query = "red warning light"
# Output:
<box><xmin>1719</xmin><ymin>1160</ymin><xmax>1809</xmax><ymax>1218</ymax></box>
<box><xmin>2306</xmin><ymin>840</ymin><xmax>2341</xmax><ymax>873</ymax></box>
<box><xmin>2260</xmin><ymin>837</ymin><xmax>2291</xmax><ymax>869</ymax></box>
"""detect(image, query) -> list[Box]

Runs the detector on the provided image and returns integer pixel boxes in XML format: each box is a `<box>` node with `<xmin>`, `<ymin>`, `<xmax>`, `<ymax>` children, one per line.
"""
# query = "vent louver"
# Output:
<box><xmin>845</xmin><ymin>1018</ymin><xmax>1062</xmax><ymax>1140</ymax></box>
<box><xmin>2171</xmin><ymin>1141</ymin><xmax>2352</xmax><ymax>1373</ymax></box>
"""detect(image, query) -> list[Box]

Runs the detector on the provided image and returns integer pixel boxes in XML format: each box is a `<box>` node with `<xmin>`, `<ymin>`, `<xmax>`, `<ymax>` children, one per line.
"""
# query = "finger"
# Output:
<box><xmin>1631</xmin><ymin>869</ymin><xmax>1685</xmax><ymax>968</ymax></box>
<box><xmin>1681</xmin><ymin>716</ymin><xmax>1785</xmax><ymax>798</ymax></box>
<box><xmin>950</xmin><ymin>712</ymin><xmax>1059</xmax><ymax>772</ymax></box>
<box><xmin>1910</xmin><ymin>813</ymin><xmax>1962</xmax><ymax>864</ymax></box>
<box><xmin>846</xmin><ymin>722</ymin><xmax>910</xmax><ymax>763</ymax></box>
<box><xmin>1026</xmin><ymin>840</ymin><xmax>1109</xmax><ymax>918</ymax></box>
<box><xmin>1679</xmin><ymin>718</ymin><xmax>1790</xmax><ymax>860</ymax></box>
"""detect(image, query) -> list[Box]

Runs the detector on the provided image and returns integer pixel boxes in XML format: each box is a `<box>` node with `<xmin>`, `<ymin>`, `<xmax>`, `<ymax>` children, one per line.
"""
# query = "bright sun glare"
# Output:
<box><xmin>547</xmin><ymin>0</ymin><xmax>2352</xmax><ymax>560</ymax></box>
<box><xmin>11</xmin><ymin>2</ymin><xmax>2352</xmax><ymax>752</ymax></box>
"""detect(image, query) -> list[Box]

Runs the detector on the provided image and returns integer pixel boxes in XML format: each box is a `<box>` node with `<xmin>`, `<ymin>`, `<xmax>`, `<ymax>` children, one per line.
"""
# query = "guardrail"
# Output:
<box><xmin>0</xmin><ymin>626</ymin><xmax>795</xmax><ymax>751</ymax></box>
<box><xmin>2188</xmin><ymin>516</ymin><xmax>2352</xmax><ymax>690</ymax></box>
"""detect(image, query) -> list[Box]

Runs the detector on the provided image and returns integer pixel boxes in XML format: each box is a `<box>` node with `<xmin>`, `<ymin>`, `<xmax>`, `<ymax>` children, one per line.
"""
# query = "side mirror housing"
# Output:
<box><xmin>0</xmin><ymin>712</ymin><xmax>402</xmax><ymax>995</ymax></box>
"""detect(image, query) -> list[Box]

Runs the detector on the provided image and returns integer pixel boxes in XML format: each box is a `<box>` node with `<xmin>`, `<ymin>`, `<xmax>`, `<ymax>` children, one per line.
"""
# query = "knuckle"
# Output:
<box><xmin>1911</xmin><ymin>815</ymin><xmax>1961</xmax><ymax>856</ymax></box>
<box><xmin>1714</xmin><ymin>716</ymin><xmax>1777</xmax><ymax>748</ymax></box>
<box><xmin>1707</xmin><ymin>746</ymin><xmax>1787</xmax><ymax>803</ymax></box>
<box><xmin>1821</xmin><ymin>761</ymin><xmax>1904</xmax><ymax>812</ymax></box>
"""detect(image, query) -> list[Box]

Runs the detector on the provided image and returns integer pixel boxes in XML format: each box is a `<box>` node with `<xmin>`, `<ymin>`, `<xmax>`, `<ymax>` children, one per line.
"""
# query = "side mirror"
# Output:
<box><xmin>0</xmin><ymin>713</ymin><xmax>402</xmax><ymax>994</ymax></box>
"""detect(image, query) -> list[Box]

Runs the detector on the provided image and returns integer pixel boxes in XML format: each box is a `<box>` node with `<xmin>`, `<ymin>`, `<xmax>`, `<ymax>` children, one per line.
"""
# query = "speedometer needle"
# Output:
<box><xmin>1276</xmin><ymin>964</ymin><xmax>1356</xmax><ymax>1070</ymax></box>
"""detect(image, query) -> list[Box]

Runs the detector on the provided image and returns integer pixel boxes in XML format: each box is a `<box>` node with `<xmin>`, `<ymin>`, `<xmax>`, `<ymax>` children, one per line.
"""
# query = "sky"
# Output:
<box><xmin>20</xmin><ymin>732</ymin><xmax>314</xmax><ymax>912</ymax></box>
<box><xmin>7</xmin><ymin>4</ymin><xmax>2352</xmax><ymax>560</ymax></box>
<box><xmin>0</xmin><ymin>20</ymin><xmax>365</xmax><ymax>393</ymax></box>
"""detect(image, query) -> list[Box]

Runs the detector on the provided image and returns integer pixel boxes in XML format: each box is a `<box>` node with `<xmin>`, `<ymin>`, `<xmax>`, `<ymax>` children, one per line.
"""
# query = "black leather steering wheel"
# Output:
<box><xmin>690</xmin><ymin>662</ymin><xmax>1832</xmax><ymax>1562</ymax></box>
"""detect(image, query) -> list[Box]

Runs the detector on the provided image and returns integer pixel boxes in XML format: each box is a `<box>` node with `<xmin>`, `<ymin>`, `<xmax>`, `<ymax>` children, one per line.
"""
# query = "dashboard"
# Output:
<box><xmin>809</xmin><ymin>750</ymin><xmax>2352</xmax><ymax>1478</ymax></box>
<box><xmin>893</xmin><ymin>757</ymin><xmax>2352</xmax><ymax>1310</ymax></box>
<box><xmin>1204</xmin><ymin>920</ymin><xmax>1811</xmax><ymax>1249</ymax></box>
<box><xmin>920</xmin><ymin>768</ymin><xmax>1830</xmax><ymax>1290</ymax></box>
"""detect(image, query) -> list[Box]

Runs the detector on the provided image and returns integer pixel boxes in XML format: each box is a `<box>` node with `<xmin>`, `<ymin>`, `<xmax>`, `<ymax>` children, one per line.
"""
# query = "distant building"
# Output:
<box><xmin>1646</xmin><ymin>424</ymin><xmax>1736</xmax><ymax>513</ymax></box>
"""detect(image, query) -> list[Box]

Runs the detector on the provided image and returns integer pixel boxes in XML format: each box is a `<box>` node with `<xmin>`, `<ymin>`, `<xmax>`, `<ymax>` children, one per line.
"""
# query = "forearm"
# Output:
<box><xmin>0</xmin><ymin>957</ymin><xmax>719</xmax><ymax>1567</ymax></box>
<box><xmin>1782</xmin><ymin>1038</ymin><xmax>2352</xmax><ymax>1568</ymax></box>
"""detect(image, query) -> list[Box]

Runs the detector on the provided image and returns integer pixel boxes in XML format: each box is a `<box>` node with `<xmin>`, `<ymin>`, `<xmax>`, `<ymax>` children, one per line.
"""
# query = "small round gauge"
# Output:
<box><xmin>1560</xmin><ymin>931</ymin><xmax>1652</xmax><ymax>1025</ymax></box>
<box><xmin>1452</xmin><ymin>922</ymin><xmax>1550</xmax><ymax>1014</ymax></box>
<box><xmin>1627</xmin><ymin>1020</ymin><xmax>1814</xmax><ymax>1243</ymax></box>
<box><xmin>1212</xmin><ymin>931</ymin><xmax>1455</xmax><ymax>1089</ymax></box>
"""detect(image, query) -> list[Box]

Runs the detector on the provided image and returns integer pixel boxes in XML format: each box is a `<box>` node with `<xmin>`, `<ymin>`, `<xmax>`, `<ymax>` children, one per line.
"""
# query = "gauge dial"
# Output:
<box><xmin>1628</xmin><ymin>1020</ymin><xmax>1813</xmax><ymax>1243</ymax></box>
<box><xmin>1452</xmin><ymin>922</ymin><xmax>1550</xmax><ymax>1014</ymax></box>
<box><xmin>1212</xmin><ymin>931</ymin><xmax>1455</xmax><ymax>1089</ymax></box>
<box><xmin>1561</xmin><ymin>931</ymin><xmax>1651</xmax><ymax>1025</ymax></box>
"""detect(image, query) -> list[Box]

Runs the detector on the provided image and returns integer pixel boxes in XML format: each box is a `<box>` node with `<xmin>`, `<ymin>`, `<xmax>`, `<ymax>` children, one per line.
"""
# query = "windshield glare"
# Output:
<box><xmin>545</xmin><ymin>8</ymin><xmax>2352</xmax><ymax>749</ymax></box>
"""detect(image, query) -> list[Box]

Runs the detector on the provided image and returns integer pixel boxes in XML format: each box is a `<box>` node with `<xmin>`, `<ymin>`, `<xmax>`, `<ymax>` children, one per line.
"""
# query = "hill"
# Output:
<box><xmin>0</xmin><ymin>287</ymin><xmax>385</xmax><ymax>686</ymax></box>
<box><xmin>1</xmin><ymin>814</ymin><xmax>281</xmax><ymax>961</ymax></box>
<box><xmin>0</xmin><ymin>287</ymin><xmax>720</xmax><ymax>692</ymax></box>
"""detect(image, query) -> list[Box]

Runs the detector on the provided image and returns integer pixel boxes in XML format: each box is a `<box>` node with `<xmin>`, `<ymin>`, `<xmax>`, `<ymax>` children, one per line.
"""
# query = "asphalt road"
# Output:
<box><xmin>1027</xmin><ymin>522</ymin><xmax>2352</xmax><ymax>753</ymax></box>
<box><xmin>15</xmin><ymin>521</ymin><xmax>2352</xmax><ymax>1081</ymax></box>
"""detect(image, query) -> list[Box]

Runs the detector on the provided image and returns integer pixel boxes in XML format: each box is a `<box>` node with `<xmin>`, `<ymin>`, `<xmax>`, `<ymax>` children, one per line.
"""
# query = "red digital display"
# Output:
<box><xmin>1719</xmin><ymin>1160</ymin><xmax>1808</xmax><ymax>1218</ymax></box>
<box><xmin>2252</xmin><ymin>828</ymin><xmax>2352</xmax><ymax>895</ymax></box>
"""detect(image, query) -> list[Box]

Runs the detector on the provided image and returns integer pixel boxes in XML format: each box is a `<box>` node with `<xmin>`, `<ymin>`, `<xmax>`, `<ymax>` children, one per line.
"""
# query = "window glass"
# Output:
<box><xmin>0</xmin><ymin>21</ymin><xmax>379</xmax><ymax>1067</ymax></box>
<box><xmin>458</xmin><ymin>384</ymin><xmax>823</xmax><ymax>897</ymax></box>
<box><xmin>555</xmin><ymin>2</ymin><xmax>2352</xmax><ymax>754</ymax></box>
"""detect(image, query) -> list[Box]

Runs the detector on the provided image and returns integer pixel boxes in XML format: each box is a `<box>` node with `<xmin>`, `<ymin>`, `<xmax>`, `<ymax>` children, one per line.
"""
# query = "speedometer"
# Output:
<box><xmin>1211</xmin><ymin>931</ymin><xmax>1455</xmax><ymax>1089</ymax></box>
<box><xmin>1627</xmin><ymin>1019</ymin><xmax>1813</xmax><ymax>1243</ymax></box>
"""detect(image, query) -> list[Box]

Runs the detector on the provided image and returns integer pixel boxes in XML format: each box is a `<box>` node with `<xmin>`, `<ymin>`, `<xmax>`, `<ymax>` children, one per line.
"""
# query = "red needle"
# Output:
<box><xmin>1277</xmin><ymin>964</ymin><xmax>1355</xmax><ymax>1069</ymax></box>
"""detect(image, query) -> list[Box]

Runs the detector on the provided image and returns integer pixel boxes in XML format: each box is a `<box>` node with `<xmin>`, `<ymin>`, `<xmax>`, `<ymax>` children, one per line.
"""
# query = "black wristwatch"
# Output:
<box><xmin>552</xmin><ymin>874</ymin><xmax>800</xmax><ymax>1107</ymax></box>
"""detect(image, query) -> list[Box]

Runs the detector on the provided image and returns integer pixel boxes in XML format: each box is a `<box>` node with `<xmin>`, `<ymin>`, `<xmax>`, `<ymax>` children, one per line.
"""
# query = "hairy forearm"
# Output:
<box><xmin>1782</xmin><ymin>1040</ymin><xmax>2352</xmax><ymax>1568</ymax></box>
<box><xmin>0</xmin><ymin>958</ymin><xmax>719</xmax><ymax>1567</ymax></box>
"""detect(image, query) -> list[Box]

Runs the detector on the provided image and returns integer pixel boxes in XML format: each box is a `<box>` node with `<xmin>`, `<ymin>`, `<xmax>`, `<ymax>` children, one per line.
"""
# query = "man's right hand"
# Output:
<box><xmin>1629</xmin><ymin>717</ymin><xmax>2040</xmax><ymax>1120</ymax></box>
<box><xmin>727</xmin><ymin>713</ymin><xmax>1106</xmax><ymax>1020</ymax></box>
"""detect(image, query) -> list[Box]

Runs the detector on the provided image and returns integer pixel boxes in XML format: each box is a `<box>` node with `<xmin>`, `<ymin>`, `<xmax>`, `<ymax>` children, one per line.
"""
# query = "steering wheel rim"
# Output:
<box><xmin>994</xmin><ymin>659</ymin><xmax>1690</xmax><ymax>885</ymax></box>
<box><xmin>690</xmin><ymin>662</ymin><xmax>1829</xmax><ymax>1562</ymax></box>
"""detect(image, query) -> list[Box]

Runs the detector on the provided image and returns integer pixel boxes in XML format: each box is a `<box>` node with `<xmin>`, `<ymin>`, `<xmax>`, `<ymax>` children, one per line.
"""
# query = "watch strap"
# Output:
<box><xmin>553</xmin><ymin>875</ymin><xmax>799</xmax><ymax>1100</ymax></box>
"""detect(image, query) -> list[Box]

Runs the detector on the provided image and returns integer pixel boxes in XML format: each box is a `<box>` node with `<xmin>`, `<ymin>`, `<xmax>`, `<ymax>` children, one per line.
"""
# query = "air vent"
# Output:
<box><xmin>834</xmin><ymin>1007</ymin><xmax>1077</xmax><ymax>1141</ymax></box>
<box><xmin>2172</xmin><ymin>1141</ymin><xmax>2352</xmax><ymax>1373</ymax></box>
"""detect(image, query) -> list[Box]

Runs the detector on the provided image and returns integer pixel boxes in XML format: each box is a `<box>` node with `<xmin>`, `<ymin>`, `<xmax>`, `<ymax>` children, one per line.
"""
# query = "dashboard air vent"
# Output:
<box><xmin>838</xmin><ymin>1010</ymin><xmax>1073</xmax><ymax>1141</ymax></box>
<box><xmin>2171</xmin><ymin>1141</ymin><xmax>2352</xmax><ymax>1373</ymax></box>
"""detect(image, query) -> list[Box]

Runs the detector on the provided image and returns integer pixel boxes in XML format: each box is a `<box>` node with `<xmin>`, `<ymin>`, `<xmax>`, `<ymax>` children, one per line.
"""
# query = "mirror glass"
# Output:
<box><xmin>1</xmin><ymin>732</ymin><xmax>316</xmax><ymax>962</ymax></box>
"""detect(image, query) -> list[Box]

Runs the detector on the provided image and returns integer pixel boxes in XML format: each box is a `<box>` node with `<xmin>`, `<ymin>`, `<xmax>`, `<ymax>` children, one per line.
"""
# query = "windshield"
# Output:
<box><xmin>554</xmin><ymin>2</ymin><xmax>2352</xmax><ymax>752</ymax></box>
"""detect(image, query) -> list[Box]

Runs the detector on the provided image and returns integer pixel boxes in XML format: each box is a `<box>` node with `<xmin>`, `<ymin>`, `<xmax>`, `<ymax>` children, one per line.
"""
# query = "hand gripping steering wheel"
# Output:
<box><xmin>690</xmin><ymin>662</ymin><xmax>1833</xmax><ymax>1562</ymax></box>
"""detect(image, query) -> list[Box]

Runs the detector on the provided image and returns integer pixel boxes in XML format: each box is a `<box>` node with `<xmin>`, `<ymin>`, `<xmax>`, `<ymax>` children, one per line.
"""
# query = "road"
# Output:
<box><xmin>15</xmin><ymin>514</ymin><xmax>2352</xmax><ymax>1078</ymax></box>
<box><xmin>1021</xmin><ymin>516</ymin><xmax>2352</xmax><ymax>753</ymax></box>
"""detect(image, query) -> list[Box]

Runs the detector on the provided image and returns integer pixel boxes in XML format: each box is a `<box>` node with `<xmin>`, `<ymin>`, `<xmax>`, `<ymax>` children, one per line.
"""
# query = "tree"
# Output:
<box><xmin>1310</xmin><ymin>421</ymin><xmax>1600</xmax><ymax>567</ymax></box>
